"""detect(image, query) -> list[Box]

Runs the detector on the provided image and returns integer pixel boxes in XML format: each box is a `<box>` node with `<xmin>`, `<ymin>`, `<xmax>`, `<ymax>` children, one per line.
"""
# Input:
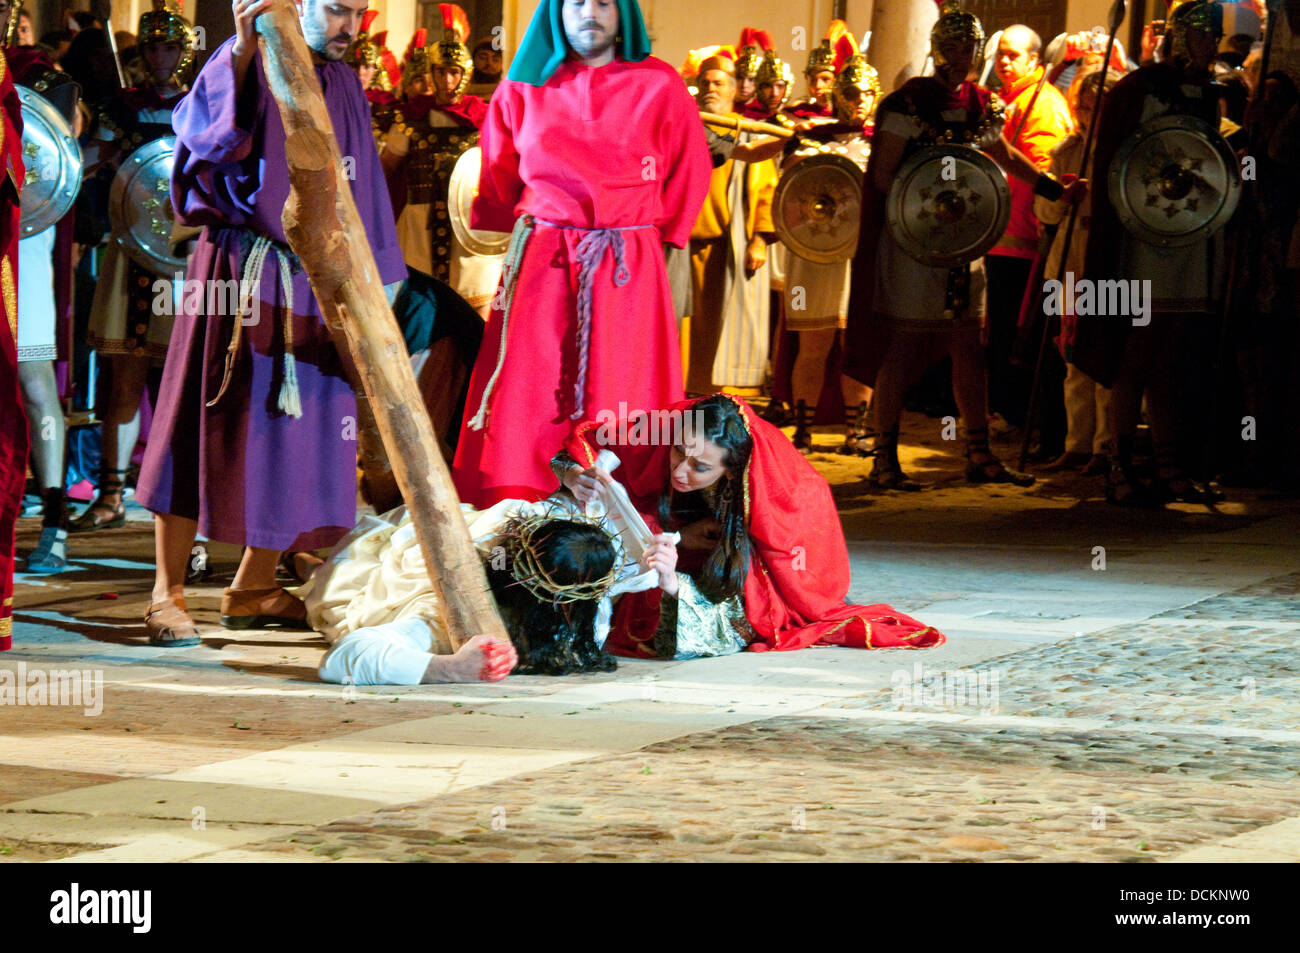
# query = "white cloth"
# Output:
<box><xmin>305</xmin><ymin>494</ymin><xmax>659</xmax><ymax>685</ymax></box>
<box><xmin>17</xmin><ymin>227</ymin><xmax>57</xmax><ymax>362</ymax></box>
<box><xmin>711</xmin><ymin>131</ymin><xmax>770</xmax><ymax>387</ymax></box>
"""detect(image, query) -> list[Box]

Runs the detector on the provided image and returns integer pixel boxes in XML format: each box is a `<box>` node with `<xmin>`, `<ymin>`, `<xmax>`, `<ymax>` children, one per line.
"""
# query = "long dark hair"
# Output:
<box><xmin>484</xmin><ymin>520</ymin><xmax>618</xmax><ymax>675</ymax></box>
<box><xmin>656</xmin><ymin>395</ymin><xmax>753</xmax><ymax>602</ymax></box>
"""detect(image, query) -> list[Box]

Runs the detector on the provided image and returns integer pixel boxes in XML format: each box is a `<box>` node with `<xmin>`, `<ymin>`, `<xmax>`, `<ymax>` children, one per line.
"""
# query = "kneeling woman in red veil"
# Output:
<box><xmin>554</xmin><ymin>394</ymin><xmax>945</xmax><ymax>659</ymax></box>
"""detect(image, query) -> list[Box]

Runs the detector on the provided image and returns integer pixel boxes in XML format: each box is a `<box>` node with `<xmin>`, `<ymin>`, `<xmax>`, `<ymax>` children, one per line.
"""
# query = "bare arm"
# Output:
<box><xmin>231</xmin><ymin>0</ymin><xmax>275</xmax><ymax>100</ymax></box>
<box><xmin>731</xmin><ymin>135</ymin><xmax>786</xmax><ymax>163</ymax></box>
<box><xmin>870</xmin><ymin>127</ymin><xmax>908</xmax><ymax>195</ymax></box>
<box><xmin>985</xmin><ymin>133</ymin><xmax>1044</xmax><ymax>185</ymax></box>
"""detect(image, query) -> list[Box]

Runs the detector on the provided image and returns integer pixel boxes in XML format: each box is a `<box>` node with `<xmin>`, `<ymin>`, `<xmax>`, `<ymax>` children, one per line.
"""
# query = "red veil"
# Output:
<box><xmin>564</xmin><ymin>395</ymin><xmax>944</xmax><ymax>654</ymax></box>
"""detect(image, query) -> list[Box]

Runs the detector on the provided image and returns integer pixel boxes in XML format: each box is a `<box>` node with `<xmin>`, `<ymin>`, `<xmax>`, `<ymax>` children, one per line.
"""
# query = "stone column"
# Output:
<box><xmin>866</xmin><ymin>0</ymin><xmax>938</xmax><ymax>93</ymax></box>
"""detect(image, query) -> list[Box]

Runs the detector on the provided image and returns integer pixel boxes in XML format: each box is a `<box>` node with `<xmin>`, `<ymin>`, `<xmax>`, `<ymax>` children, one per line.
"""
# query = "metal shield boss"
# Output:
<box><xmin>109</xmin><ymin>136</ymin><xmax>188</xmax><ymax>275</ymax></box>
<box><xmin>17</xmin><ymin>86</ymin><xmax>82</xmax><ymax>237</ymax></box>
<box><xmin>1107</xmin><ymin>114</ymin><xmax>1241</xmax><ymax>248</ymax></box>
<box><xmin>448</xmin><ymin>145</ymin><xmax>510</xmax><ymax>257</ymax></box>
<box><xmin>773</xmin><ymin>152</ymin><xmax>864</xmax><ymax>263</ymax></box>
<box><xmin>886</xmin><ymin>144</ymin><xmax>1010</xmax><ymax>268</ymax></box>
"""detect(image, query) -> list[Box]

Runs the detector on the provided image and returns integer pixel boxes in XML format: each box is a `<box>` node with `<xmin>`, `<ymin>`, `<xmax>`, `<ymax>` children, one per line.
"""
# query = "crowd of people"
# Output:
<box><xmin>0</xmin><ymin>0</ymin><xmax>1293</xmax><ymax>679</ymax></box>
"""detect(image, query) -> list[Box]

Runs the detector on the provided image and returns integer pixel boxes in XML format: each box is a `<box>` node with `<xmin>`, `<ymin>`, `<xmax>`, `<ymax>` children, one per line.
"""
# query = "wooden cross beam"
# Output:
<box><xmin>254</xmin><ymin>0</ymin><xmax>507</xmax><ymax>651</ymax></box>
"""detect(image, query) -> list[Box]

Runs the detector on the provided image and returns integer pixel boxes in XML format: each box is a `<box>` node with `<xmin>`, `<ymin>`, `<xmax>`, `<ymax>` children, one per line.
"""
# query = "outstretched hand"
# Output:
<box><xmin>564</xmin><ymin>465</ymin><xmax>612</xmax><ymax>505</ymax></box>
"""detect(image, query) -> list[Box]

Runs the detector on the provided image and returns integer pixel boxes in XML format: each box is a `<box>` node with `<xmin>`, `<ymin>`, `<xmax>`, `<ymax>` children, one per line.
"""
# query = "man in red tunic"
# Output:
<box><xmin>0</xmin><ymin>45</ymin><xmax>25</xmax><ymax>649</ymax></box>
<box><xmin>451</xmin><ymin>0</ymin><xmax>711</xmax><ymax>507</ymax></box>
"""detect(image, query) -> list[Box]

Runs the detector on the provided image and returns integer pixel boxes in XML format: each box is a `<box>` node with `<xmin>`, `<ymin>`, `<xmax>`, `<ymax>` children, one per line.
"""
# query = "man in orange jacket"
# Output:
<box><xmin>984</xmin><ymin>24</ymin><xmax>1072</xmax><ymax>450</ymax></box>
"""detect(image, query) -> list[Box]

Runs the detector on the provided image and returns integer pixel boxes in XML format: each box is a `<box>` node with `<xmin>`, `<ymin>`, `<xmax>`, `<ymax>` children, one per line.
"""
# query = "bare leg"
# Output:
<box><xmin>421</xmin><ymin>634</ymin><xmax>518</xmax><ymax>683</ymax></box>
<box><xmin>790</xmin><ymin>329</ymin><xmax>836</xmax><ymax>410</ymax></box>
<box><xmin>152</xmin><ymin>512</ymin><xmax>198</xmax><ymax>604</ymax></box>
<box><xmin>952</xmin><ymin>327</ymin><xmax>1033</xmax><ymax>485</ymax></box>
<box><xmin>17</xmin><ymin>360</ymin><xmax>65</xmax><ymax>499</ymax></box>
<box><xmin>869</xmin><ymin>332</ymin><xmax>928</xmax><ymax>489</ymax></box>
<box><xmin>949</xmin><ymin>327</ymin><xmax>989</xmax><ymax>437</ymax></box>
<box><xmin>232</xmin><ymin>546</ymin><xmax>281</xmax><ymax>591</ymax></box>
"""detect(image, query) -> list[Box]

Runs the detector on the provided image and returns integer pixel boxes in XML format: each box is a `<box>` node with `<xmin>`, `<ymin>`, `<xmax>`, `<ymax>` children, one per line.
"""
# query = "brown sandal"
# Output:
<box><xmin>220</xmin><ymin>587</ymin><xmax>309</xmax><ymax>630</ymax></box>
<box><xmin>145</xmin><ymin>597</ymin><xmax>203</xmax><ymax>647</ymax></box>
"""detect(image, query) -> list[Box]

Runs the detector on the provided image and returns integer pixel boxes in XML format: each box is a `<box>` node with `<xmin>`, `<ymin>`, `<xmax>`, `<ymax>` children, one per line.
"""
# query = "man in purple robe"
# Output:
<box><xmin>137</xmin><ymin>0</ymin><xmax>405</xmax><ymax>646</ymax></box>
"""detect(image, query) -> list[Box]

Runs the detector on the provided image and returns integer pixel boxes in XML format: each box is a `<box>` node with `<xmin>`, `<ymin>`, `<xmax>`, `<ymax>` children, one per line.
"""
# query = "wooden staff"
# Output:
<box><xmin>698</xmin><ymin>111</ymin><xmax>796</xmax><ymax>139</ymax></box>
<box><xmin>254</xmin><ymin>0</ymin><xmax>507</xmax><ymax>651</ymax></box>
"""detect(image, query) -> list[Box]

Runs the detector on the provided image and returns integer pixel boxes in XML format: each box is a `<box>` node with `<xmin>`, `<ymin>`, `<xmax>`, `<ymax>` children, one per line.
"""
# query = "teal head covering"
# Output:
<box><xmin>507</xmin><ymin>0</ymin><xmax>653</xmax><ymax>86</ymax></box>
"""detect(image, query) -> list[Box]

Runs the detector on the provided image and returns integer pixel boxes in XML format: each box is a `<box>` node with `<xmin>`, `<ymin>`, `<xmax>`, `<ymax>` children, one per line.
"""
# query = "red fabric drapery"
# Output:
<box><xmin>0</xmin><ymin>48</ymin><xmax>29</xmax><ymax>650</ymax></box>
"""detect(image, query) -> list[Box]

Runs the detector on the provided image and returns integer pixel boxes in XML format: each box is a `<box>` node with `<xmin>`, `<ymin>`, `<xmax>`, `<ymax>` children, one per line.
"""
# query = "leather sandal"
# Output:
<box><xmin>220</xmin><ymin>587</ymin><xmax>309</xmax><ymax>630</ymax></box>
<box><xmin>966</xmin><ymin>454</ymin><xmax>1036</xmax><ymax>486</ymax></box>
<box><xmin>70</xmin><ymin>468</ymin><xmax>129</xmax><ymax>533</ymax></box>
<box><xmin>792</xmin><ymin>400</ymin><xmax>813</xmax><ymax>454</ymax></box>
<box><xmin>145</xmin><ymin>597</ymin><xmax>202</xmax><ymax>647</ymax></box>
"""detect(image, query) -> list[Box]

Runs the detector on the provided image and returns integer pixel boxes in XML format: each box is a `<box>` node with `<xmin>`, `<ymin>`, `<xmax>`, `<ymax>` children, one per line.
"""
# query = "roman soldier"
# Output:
<box><xmin>844</xmin><ymin>0</ymin><xmax>1077</xmax><ymax>490</ymax></box>
<box><xmin>782</xmin><ymin>32</ymin><xmax>880</xmax><ymax>454</ymax></box>
<box><xmin>1074</xmin><ymin>0</ymin><xmax>1229</xmax><ymax>505</ymax></box>
<box><xmin>749</xmin><ymin>47</ymin><xmax>794</xmax><ymax>122</ymax></box>
<box><xmin>380</xmin><ymin>4</ymin><xmax>495</xmax><ymax>313</ymax></box>
<box><xmin>7</xmin><ymin>3</ymin><xmax>82</xmax><ymax>572</ymax></box>
<box><xmin>72</xmin><ymin>3</ymin><xmax>194</xmax><ymax>538</ymax></box>
<box><xmin>789</xmin><ymin>20</ymin><xmax>847</xmax><ymax>119</ymax></box>
<box><xmin>399</xmin><ymin>28</ymin><xmax>432</xmax><ymax>100</ymax></box>
<box><xmin>733</xmin><ymin>27</ymin><xmax>771</xmax><ymax>115</ymax></box>
<box><xmin>346</xmin><ymin>11</ymin><xmax>398</xmax><ymax>107</ymax></box>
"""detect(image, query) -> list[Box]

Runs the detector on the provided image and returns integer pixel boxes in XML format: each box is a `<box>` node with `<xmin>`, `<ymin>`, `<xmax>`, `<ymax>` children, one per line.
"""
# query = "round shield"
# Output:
<box><xmin>448</xmin><ymin>145</ymin><xmax>509</xmax><ymax>257</ymax></box>
<box><xmin>886</xmin><ymin>145</ymin><xmax>1011</xmax><ymax>268</ymax></box>
<box><xmin>1108</xmin><ymin>114</ymin><xmax>1241</xmax><ymax>248</ymax></box>
<box><xmin>108</xmin><ymin>136</ymin><xmax>187</xmax><ymax>275</ymax></box>
<box><xmin>773</xmin><ymin>153</ymin><xmax>864</xmax><ymax>263</ymax></box>
<box><xmin>17</xmin><ymin>86</ymin><xmax>82</xmax><ymax>238</ymax></box>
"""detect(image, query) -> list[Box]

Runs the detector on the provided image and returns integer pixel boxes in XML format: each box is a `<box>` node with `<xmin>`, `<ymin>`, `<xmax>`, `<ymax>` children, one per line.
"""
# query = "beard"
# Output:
<box><xmin>699</xmin><ymin>92</ymin><xmax>727</xmax><ymax>113</ymax></box>
<box><xmin>566</xmin><ymin>20</ymin><xmax>616</xmax><ymax>59</ymax></box>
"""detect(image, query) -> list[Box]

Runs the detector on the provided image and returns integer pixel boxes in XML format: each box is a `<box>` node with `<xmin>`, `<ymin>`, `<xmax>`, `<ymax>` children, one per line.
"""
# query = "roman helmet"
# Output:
<box><xmin>1162</xmin><ymin>0</ymin><xmax>1224</xmax><ymax>66</ymax></box>
<box><xmin>833</xmin><ymin>33</ymin><xmax>882</xmax><ymax>123</ymax></box>
<box><xmin>3</xmin><ymin>1</ymin><xmax>22</xmax><ymax>46</ymax></box>
<box><xmin>430</xmin><ymin>3</ymin><xmax>473</xmax><ymax>96</ymax></box>
<box><xmin>347</xmin><ymin>10</ymin><xmax>394</xmax><ymax>91</ymax></box>
<box><xmin>404</xmin><ymin>28</ymin><xmax>431</xmax><ymax>78</ymax></box>
<box><xmin>755</xmin><ymin>48</ymin><xmax>794</xmax><ymax>107</ymax></box>
<box><xmin>930</xmin><ymin>0</ymin><xmax>985</xmax><ymax>77</ymax></box>
<box><xmin>806</xmin><ymin>19</ymin><xmax>848</xmax><ymax>77</ymax></box>
<box><xmin>734</xmin><ymin>28</ymin><xmax>772</xmax><ymax>81</ymax></box>
<box><xmin>137</xmin><ymin>1</ymin><xmax>197</xmax><ymax>78</ymax></box>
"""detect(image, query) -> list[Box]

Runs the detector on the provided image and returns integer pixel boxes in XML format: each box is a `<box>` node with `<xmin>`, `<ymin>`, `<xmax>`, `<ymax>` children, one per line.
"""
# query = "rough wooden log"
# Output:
<box><xmin>255</xmin><ymin>1</ymin><xmax>506</xmax><ymax>651</ymax></box>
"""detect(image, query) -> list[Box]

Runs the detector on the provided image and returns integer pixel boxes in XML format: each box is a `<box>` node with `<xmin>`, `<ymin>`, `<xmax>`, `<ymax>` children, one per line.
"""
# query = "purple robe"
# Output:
<box><xmin>136</xmin><ymin>38</ymin><xmax>405</xmax><ymax>551</ymax></box>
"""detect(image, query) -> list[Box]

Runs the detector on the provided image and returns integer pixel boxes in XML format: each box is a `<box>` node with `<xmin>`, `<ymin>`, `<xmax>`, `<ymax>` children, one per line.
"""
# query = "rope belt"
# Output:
<box><xmin>467</xmin><ymin>216</ymin><xmax>649</xmax><ymax>432</ymax></box>
<box><xmin>206</xmin><ymin>234</ymin><xmax>301</xmax><ymax>419</ymax></box>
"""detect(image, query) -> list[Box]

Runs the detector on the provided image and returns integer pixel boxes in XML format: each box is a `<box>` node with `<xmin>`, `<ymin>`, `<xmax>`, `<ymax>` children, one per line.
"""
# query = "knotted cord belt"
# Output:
<box><xmin>467</xmin><ymin>215</ymin><xmax>648</xmax><ymax>432</ymax></box>
<box><xmin>206</xmin><ymin>234</ymin><xmax>301</xmax><ymax>419</ymax></box>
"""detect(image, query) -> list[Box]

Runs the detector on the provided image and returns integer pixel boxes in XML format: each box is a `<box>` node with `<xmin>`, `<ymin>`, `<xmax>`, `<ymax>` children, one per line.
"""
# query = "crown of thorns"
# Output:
<box><xmin>499</xmin><ymin>512</ymin><xmax>622</xmax><ymax>606</ymax></box>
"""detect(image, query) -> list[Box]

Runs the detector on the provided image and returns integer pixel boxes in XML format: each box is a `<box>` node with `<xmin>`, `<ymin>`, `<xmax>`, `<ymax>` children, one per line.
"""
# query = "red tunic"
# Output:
<box><xmin>451</xmin><ymin>57</ymin><xmax>711</xmax><ymax>507</ymax></box>
<box><xmin>0</xmin><ymin>49</ymin><xmax>26</xmax><ymax>650</ymax></box>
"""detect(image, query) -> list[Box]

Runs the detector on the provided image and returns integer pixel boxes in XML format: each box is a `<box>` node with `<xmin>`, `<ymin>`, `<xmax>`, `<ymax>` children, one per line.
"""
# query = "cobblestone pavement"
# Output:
<box><xmin>230</xmin><ymin>575</ymin><xmax>1300</xmax><ymax>863</ymax></box>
